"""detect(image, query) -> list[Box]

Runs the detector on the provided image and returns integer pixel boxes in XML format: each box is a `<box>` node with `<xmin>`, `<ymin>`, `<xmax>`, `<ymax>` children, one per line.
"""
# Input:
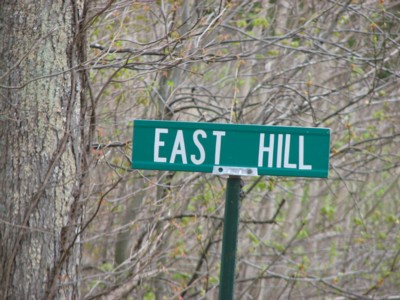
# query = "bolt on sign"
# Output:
<box><xmin>132</xmin><ymin>120</ymin><xmax>331</xmax><ymax>178</ymax></box>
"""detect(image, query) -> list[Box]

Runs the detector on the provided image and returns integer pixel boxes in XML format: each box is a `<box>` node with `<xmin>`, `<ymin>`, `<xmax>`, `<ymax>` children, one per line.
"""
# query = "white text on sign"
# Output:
<box><xmin>153</xmin><ymin>128</ymin><xmax>312</xmax><ymax>170</ymax></box>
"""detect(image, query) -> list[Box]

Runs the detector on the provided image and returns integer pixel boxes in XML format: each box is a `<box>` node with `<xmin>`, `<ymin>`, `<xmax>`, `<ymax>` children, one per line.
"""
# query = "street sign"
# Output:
<box><xmin>131</xmin><ymin>119</ymin><xmax>331</xmax><ymax>300</ymax></box>
<box><xmin>132</xmin><ymin>120</ymin><xmax>330</xmax><ymax>178</ymax></box>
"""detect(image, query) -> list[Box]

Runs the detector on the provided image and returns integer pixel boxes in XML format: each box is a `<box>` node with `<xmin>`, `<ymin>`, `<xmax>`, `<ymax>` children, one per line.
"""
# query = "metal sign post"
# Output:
<box><xmin>219</xmin><ymin>176</ymin><xmax>241</xmax><ymax>300</ymax></box>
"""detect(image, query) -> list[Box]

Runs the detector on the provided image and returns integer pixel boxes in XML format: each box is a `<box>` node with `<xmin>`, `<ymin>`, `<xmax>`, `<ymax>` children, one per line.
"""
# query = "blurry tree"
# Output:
<box><xmin>0</xmin><ymin>1</ymin><xmax>89</xmax><ymax>299</ymax></box>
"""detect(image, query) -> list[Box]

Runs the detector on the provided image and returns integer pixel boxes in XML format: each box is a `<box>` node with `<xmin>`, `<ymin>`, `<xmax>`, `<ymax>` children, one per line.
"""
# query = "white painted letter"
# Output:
<box><xmin>299</xmin><ymin>136</ymin><xmax>312</xmax><ymax>170</ymax></box>
<box><xmin>258</xmin><ymin>133</ymin><xmax>274</xmax><ymax>168</ymax></box>
<box><xmin>154</xmin><ymin>128</ymin><xmax>168</xmax><ymax>163</ymax></box>
<box><xmin>284</xmin><ymin>134</ymin><xmax>297</xmax><ymax>169</ymax></box>
<box><xmin>276</xmin><ymin>134</ymin><xmax>283</xmax><ymax>168</ymax></box>
<box><xmin>213</xmin><ymin>131</ymin><xmax>225</xmax><ymax>165</ymax></box>
<box><xmin>191</xmin><ymin>130</ymin><xmax>207</xmax><ymax>165</ymax></box>
<box><xmin>170</xmin><ymin>130</ymin><xmax>187</xmax><ymax>164</ymax></box>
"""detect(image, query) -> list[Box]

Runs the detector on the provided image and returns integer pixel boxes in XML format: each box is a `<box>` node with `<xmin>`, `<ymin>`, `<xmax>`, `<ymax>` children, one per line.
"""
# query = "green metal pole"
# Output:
<box><xmin>219</xmin><ymin>176</ymin><xmax>241</xmax><ymax>300</ymax></box>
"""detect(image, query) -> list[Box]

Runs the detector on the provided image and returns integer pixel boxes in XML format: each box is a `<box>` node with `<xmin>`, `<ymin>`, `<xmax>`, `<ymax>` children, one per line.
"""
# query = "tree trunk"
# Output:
<box><xmin>0</xmin><ymin>1</ymin><xmax>87</xmax><ymax>299</ymax></box>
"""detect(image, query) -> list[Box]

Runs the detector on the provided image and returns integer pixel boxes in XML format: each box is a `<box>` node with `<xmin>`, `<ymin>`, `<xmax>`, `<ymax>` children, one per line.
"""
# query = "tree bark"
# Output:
<box><xmin>0</xmin><ymin>1</ymin><xmax>87</xmax><ymax>299</ymax></box>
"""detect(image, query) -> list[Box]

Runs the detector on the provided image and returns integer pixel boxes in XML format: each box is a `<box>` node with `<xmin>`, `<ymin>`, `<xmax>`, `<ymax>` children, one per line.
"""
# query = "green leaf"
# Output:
<box><xmin>99</xmin><ymin>262</ymin><xmax>113</xmax><ymax>272</ymax></box>
<box><xmin>290</xmin><ymin>40</ymin><xmax>300</xmax><ymax>48</ymax></box>
<box><xmin>143</xmin><ymin>291</ymin><xmax>155</xmax><ymax>300</ymax></box>
<box><xmin>347</xmin><ymin>37</ymin><xmax>356</xmax><ymax>48</ymax></box>
<box><xmin>167</xmin><ymin>80</ymin><xmax>174</xmax><ymax>88</ymax></box>
<box><xmin>297</xmin><ymin>229</ymin><xmax>309</xmax><ymax>239</ymax></box>
<box><xmin>236</xmin><ymin>19</ymin><xmax>247</xmax><ymax>28</ymax></box>
<box><xmin>321</xmin><ymin>204</ymin><xmax>335</xmax><ymax>218</ymax></box>
<box><xmin>253</xmin><ymin>17</ymin><xmax>269</xmax><ymax>28</ymax></box>
<box><xmin>354</xmin><ymin>217</ymin><xmax>364</xmax><ymax>226</ymax></box>
<box><xmin>247</xmin><ymin>232</ymin><xmax>260</xmax><ymax>247</ymax></box>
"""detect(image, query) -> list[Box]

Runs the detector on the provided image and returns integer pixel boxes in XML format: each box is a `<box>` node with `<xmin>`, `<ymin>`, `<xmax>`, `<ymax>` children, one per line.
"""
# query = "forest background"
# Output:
<box><xmin>1</xmin><ymin>0</ymin><xmax>400</xmax><ymax>299</ymax></box>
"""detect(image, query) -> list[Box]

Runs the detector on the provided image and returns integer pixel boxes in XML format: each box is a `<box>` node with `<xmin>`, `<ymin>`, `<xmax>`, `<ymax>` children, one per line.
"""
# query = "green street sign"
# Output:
<box><xmin>132</xmin><ymin>120</ymin><xmax>330</xmax><ymax>178</ymax></box>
